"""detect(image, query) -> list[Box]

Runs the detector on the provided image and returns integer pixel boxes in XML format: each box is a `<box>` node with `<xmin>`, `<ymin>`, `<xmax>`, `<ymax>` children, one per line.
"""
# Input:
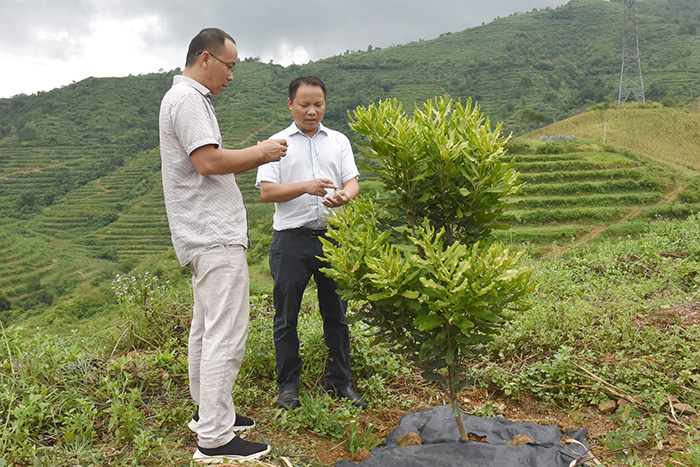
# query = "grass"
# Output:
<box><xmin>528</xmin><ymin>103</ymin><xmax>700</xmax><ymax>175</ymax></box>
<box><xmin>0</xmin><ymin>284</ymin><xmax>410</xmax><ymax>466</ymax></box>
<box><xmin>3</xmin><ymin>214</ymin><xmax>700</xmax><ymax>466</ymax></box>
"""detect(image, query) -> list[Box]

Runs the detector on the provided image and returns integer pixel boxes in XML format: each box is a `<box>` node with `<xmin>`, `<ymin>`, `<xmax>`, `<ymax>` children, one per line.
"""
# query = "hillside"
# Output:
<box><xmin>528</xmin><ymin>102</ymin><xmax>700</xmax><ymax>174</ymax></box>
<box><xmin>0</xmin><ymin>0</ymin><xmax>700</xmax><ymax>325</ymax></box>
<box><xmin>304</xmin><ymin>0</ymin><xmax>700</xmax><ymax>132</ymax></box>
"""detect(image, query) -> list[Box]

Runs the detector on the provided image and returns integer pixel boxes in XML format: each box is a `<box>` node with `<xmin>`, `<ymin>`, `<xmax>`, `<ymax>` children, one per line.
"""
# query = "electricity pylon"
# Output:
<box><xmin>618</xmin><ymin>0</ymin><xmax>646</xmax><ymax>105</ymax></box>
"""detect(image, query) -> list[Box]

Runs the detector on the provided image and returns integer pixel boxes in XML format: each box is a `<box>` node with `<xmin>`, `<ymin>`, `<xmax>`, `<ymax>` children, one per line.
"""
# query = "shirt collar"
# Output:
<box><xmin>173</xmin><ymin>75</ymin><xmax>212</xmax><ymax>99</ymax></box>
<box><xmin>288</xmin><ymin>121</ymin><xmax>328</xmax><ymax>138</ymax></box>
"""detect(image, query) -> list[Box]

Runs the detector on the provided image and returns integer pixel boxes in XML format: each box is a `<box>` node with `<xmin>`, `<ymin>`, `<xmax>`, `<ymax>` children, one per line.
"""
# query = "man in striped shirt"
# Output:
<box><xmin>159</xmin><ymin>27</ymin><xmax>287</xmax><ymax>463</ymax></box>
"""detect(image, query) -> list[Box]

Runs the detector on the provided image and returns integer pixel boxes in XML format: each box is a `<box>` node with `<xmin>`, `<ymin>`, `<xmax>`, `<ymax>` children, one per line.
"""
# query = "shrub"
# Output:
<box><xmin>322</xmin><ymin>97</ymin><xmax>534</xmax><ymax>440</ymax></box>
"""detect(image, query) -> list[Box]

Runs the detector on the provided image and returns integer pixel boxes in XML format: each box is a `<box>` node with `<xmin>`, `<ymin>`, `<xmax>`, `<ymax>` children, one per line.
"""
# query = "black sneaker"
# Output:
<box><xmin>193</xmin><ymin>436</ymin><xmax>271</xmax><ymax>463</ymax></box>
<box><xmin>188</xmin><ymin>407</ymin><xmax>256</xmax><ymax>433</ymax></box>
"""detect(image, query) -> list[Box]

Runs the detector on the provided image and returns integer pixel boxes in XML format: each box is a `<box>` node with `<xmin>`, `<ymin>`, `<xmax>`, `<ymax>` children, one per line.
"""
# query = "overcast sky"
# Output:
<box><xmin>0</xmin><ymin>0</ymin><xmax>566</xmax><ymax>99</ymax></box>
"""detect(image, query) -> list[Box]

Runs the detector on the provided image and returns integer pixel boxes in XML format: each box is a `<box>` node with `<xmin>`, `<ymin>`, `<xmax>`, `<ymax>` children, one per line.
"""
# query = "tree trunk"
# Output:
<box><xmin>453</xmin><ymin>399</ymin><xmax>469</xmax><ymax>441</ymax></box>
<box><xmin>447</xmin><ymin>363</ymin><xmax>469</xmax><ymax>441</ymax></box>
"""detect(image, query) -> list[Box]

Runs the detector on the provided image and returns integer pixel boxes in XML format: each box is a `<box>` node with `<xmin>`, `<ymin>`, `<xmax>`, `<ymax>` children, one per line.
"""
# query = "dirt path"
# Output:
<box><xmin>240</xmin><ymin>121</ymin><xmax>279</xmax><ymax>146</ymax></box>
<box><xmin>543</xmin><ymin>180</ymin><xmax>686</xmax><ymax>259</ymax></box>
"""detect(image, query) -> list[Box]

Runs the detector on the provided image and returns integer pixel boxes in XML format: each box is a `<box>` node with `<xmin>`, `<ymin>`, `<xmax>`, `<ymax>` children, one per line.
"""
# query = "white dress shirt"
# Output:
<box><xmin>256</xmin><ymin>122</ymin><xmax>359</xmax><ymax>231</ymax></box>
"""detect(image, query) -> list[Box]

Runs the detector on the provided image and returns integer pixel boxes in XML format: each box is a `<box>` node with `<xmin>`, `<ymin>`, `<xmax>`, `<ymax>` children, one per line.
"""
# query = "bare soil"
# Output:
<box><xmin>180</xmin><ymin>298</ymin><xmax>700</xmax><ymax>466</ymax></box>
<box><xmin>187</xmin><ymin>369</ymin><xmax>696</xmax><ymax>467</ymax></box>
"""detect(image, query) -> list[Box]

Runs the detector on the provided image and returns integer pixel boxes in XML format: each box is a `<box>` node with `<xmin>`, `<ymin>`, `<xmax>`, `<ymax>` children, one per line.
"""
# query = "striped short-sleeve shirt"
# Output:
<box><xmin>159</xmin><ymin>75</ymin><xmax>249</xmax><ymax>266</ymax></box>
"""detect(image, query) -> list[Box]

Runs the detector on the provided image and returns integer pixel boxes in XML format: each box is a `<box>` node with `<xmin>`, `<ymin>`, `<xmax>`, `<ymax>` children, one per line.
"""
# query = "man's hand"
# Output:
<box><xmin>323</xmin><ymin>177</ymin><xmax>359</xmax><ymax>207</ymax></box>
<box><xmin>306</xmin><ymin>178</ymin><xmax>337</xmax><ymax>198</ymax></box>
<box><xmin>322</xmin><ymin>189</ymin><xmax>351</xmax><ymax>207</ymax></box>
<box><xmin>257</xmin><ymin>139</ymin><xmax>288</xmax><ymax>163</ymax></box>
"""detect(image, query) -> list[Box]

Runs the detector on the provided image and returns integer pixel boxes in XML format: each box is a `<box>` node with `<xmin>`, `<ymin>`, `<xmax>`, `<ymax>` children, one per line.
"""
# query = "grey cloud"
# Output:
<box><xmin>0</xmin><ymin>0</ymin><xmax>565</xmax><ymax>96</ymax></box>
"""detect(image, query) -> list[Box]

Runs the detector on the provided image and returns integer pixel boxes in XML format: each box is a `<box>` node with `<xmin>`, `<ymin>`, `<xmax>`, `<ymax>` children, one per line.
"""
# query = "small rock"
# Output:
<box><xmin>508</xmin><ymin>434</ymin><xmax>534</xmax><ymax>446</ymax></box>
<box><xmin>616</xmin><ymin>395</ymin><xmax>643</xmax><ymax>410</ymax></box>
<box><xmin>397</xmin><ymin>432</ymin><xmax>422</xmax><ymax>447</ymax></box>
<box><xmin>673</xmin><ymin>403</ymin><xmax>696</xmax><ymax>415</ymax></box>
<box><xmin>599</xmin><ymin>400</ymin><xmax>617</xmax><ymax>414</ymax></box>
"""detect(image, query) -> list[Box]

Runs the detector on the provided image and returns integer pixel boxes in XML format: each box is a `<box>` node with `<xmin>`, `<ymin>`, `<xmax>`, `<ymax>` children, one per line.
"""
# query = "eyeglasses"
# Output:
<box><xmin>196</xmin><ymin>51</ymin><xmax>236</xmax><ymax>75</ymax></box>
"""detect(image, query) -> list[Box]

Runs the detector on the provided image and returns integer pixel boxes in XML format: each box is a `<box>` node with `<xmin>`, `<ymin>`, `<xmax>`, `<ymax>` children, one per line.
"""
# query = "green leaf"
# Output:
<box><xmin>446</xmin><ymin>346</ymin><xmax>456</xmax><ymax>365</ymax></box>
<box><xmin>458</xmin><ymin>187</ymin><xmax>473</xmax><ymax>197</ymax></box>
<box><xmin>402</xmin><ymin>290</ymin><xmax>420</xmax><ymax>300</ymax></box>
<box><xmin>414</xmin><ymin>314</ymin><xmax>445</xmax><ymax>331</ymax></box>
<box><xmin>422</xmin><ymin>370</ymin><xmax>447</xmax><ymax>382</ymax></box>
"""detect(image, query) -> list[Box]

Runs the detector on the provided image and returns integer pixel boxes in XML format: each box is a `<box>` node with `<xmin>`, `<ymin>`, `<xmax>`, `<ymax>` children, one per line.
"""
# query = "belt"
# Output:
<box><xmin>284</xmin><ymin>227</ymin><xmax>328</xmax><ymax>237</ymax></box>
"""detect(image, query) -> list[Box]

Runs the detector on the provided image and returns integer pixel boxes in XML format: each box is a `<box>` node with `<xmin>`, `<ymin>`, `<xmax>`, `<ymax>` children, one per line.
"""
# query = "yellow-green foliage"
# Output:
<box><xmin>528</xmin><ymin>105</ymin><xmax>700</xmax><ymax>175</ymax></box>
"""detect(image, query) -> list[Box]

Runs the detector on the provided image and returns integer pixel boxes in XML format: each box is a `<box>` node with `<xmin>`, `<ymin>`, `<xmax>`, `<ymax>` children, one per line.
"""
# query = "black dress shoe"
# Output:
<box><xmin>327</xmin><ymin>384</ymin><xmax>368</xmax><ymax>409</ymax></box>
<box><xmin>276</xmin><ymin>387</ymin><xmax>300</xmax><ymax>409</ymax></box>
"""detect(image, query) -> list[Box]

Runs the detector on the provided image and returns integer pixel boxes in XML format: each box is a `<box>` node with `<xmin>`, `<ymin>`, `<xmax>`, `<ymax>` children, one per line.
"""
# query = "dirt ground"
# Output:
<box><xmin>187</xmin><ymin>304</ymin><xmax>700</xmax><ymax>466</ymax></box>
<box><xmin>199</xmin><ymin>376</ymin><xmax>696</xmax><ymax>467</ymax></box>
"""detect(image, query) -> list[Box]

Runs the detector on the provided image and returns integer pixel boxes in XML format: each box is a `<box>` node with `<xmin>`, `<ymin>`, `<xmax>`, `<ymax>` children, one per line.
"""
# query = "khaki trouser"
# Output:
<box><xmin>187</xmin><ymin>244</ymin><xmax>249</xmax><ymax>448</ymax></box>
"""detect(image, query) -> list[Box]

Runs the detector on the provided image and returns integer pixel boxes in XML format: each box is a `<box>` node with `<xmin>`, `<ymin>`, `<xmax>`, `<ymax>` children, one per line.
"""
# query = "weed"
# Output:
<box><xmin>111</xmin><ymin>272</ymin><xmax>190</xmax><ymax>352</ymax></box>
<box><xmin>470</xmin><ymin>402</ymin><xmax>496</xmax><ymax>418</ymax></box>
<box><xmin>671</xmin><ymin>421</ymin><xmax>700</xmax><ymax>466</ymax></box>
<box><xmin>345</xmin><ymin>419</ymin><xmax>381</xmax><ymax>455</ymax></box>
<box><xmin>599</xmin><ymin>405</ymin><xmax>654</xmax><ymax>464</ymax></box>
<box><xmin>271</xmin><ymin>391</ymin><xmax>359</xmax><ymax>440</ymax></box>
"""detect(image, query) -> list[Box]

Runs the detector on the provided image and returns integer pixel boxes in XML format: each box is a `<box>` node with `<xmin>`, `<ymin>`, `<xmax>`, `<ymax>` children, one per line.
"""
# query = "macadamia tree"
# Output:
<box><xmin>321</xmin><ymin>97</ymin><xmax>534</xmax><ymax>440</ymax></box>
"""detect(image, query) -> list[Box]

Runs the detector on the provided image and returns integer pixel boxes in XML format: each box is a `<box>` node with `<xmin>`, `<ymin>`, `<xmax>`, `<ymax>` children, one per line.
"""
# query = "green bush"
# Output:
<box><xmin>323</xmin><ymin>97</ymin><xmax>534</xmax><ymax>440</ymax></box>
<box><xmin>111</xmin><ymin>272</ymin><xmax>190</xmax><ymax>351</ymax></box>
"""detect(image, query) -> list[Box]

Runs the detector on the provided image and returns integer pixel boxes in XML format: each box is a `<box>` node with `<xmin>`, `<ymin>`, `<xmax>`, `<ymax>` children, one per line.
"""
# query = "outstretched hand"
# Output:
<box><xmin>257</xmin><ymin>139</ymin><xmax>288</xmax><ymax>162</ymax></box>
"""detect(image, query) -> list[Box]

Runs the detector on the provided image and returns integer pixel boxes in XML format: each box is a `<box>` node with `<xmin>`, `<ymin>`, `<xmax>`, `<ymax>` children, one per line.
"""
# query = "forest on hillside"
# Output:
<box><xmin>0</xmin><ymin>0</ymin><xmax>699</xmax><ymax>322</ymax></box>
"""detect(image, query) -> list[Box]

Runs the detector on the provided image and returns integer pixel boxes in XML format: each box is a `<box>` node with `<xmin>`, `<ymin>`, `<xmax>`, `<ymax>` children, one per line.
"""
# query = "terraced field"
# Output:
<box><xmin>0</xmin><ymin>134</ymin><xmax>694</xmax><ymax>315</ymax></box>
<box><xmin>496</xmin><ymin>142</ymin><xmax>684</xmax><ymax>246</ymax></box>
<box><xmin>0</xmin><ymin>144</ymin><xmax>277</xmax><ymax>306</ymax></box>
<box><xmin>0</xmin><ymin>146</ymin><xmax>125</xmax><ymax>218</ymax></box>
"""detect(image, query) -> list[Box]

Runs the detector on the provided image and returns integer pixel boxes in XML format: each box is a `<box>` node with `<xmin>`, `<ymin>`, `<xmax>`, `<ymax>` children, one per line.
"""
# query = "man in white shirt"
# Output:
<box><xmin>159</xmin><ymin>27</ymin><xmax>287</xmax><ymax>463</ymax></box>
<box><xmin>256</xmin><ymin>76</ymin><xmax>366</xmax><ymax>410</ymax></box>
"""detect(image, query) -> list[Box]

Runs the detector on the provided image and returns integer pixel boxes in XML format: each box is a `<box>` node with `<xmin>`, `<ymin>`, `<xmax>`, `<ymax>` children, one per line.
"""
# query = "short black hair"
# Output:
<box><xmin>288</xmin><ymin>76</ymin><xmax>326</xmax><ymax>102</ymax></box>
<box><xmin>186</xmin><ymin>28</ymin><xmax>236</xmax><ymax>67</ymax></box>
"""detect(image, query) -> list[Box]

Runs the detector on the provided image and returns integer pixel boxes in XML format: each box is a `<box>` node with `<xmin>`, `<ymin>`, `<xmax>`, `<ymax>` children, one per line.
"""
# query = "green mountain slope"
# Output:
<box><xmin>304</xmin><ymin>0</ymin><xmax>700</xmax><ymax>132</ymax></box>
<box><xmin>0</xmin><ymin>0</ymin><xmax>699</xmax><ymax>324</ymax></box>
<box><xmin>529</xmin><ymin>102</ymin><xmax>700</xmax><ymax>174</ymax></box>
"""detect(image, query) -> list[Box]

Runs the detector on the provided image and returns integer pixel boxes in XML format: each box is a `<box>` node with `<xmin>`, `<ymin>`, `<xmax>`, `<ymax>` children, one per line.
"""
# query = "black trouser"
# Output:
<box><xmin>269</xmin><ymin>228</ymin><xmax>352</xmax><ymax>391</ymax></box>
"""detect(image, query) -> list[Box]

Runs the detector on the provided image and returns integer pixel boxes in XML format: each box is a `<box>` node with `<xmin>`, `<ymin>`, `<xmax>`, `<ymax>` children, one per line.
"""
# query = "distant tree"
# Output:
<box><xmin>18</xmin><ymin>121</ymin><xmax>37</xmax><ymax>142</ymax></box>
<box><xmin>520</xmin><ymin>108</ymin><xmax>547</xmax><ymax>129</ymax></box>
<box><xmin>0</xmin><ymin>123</ymin><xmax>11</xmax><ymax>139</ymax></box>
<box><xmin>0</xmin><ymin>291</ymin><xmax>10</xmax><ymax>312</ymax></box>
<box><xmin>680</xmin><ymin>23</ymin><xmax>698</xmax><ymax>35</ymax></box>
<box><xmin>17</xmin><ymin>191</ymin><xmax>37</xmax><ymax>212</ymax></box>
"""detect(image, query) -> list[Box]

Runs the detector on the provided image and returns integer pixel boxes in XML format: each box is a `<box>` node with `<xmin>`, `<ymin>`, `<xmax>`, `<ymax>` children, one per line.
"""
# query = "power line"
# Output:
<box><xmin>618</xmin><ymin>0</ymin><xmax>646</xmax><ymax>105</ymax></box>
